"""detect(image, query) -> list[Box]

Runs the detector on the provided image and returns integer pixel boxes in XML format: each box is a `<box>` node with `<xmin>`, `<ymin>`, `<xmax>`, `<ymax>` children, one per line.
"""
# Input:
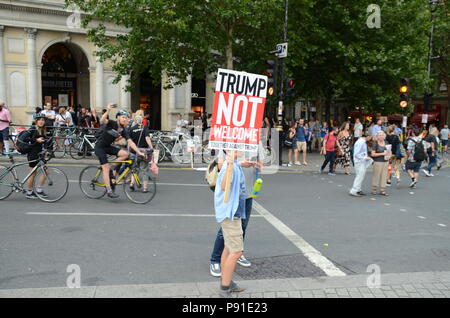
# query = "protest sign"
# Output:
<box><xmin>208</xmin><ymin>69</ymin><xmax>267</xmax><ymax>152</ymax></box>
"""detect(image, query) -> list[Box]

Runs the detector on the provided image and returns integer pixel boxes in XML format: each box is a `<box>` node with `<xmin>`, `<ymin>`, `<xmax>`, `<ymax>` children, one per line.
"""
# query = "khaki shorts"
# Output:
<box><xmin>221</xmin><ymin>218</ymin><xmax>244</xmax><ymax>253</ymax></box>
<box><xmin>296</xmin><ymin>141</ymin><xmax>307</xmax><ymax>152</ymax></box>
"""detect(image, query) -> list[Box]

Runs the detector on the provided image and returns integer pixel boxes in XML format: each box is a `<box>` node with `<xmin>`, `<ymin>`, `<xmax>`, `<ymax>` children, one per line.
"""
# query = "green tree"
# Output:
<box><xmin>429</xmin><ymin>0</ymin><xmax>450</xmax><ymax>122</ymax></box>
<box><xmin>287</xmin><ymin>0</ymin><xmax>430</xmax><ymax>120</ymax></box>
<box><xmin>65</xmin><ymin>0</ymin><xmax>283</xmax><ymax>88</ymax></box>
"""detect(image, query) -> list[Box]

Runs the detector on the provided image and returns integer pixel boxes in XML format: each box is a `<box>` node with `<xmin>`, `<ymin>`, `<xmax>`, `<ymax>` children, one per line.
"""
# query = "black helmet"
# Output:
<box><xmin>33</xmin><ymin>113</ymin><xmax>46</xmax><ymax>120</ymax></box>
<box><xmin>116</xmin><ymin>110</ymin><xmax>130</xmax><ymax>118</ymax></box>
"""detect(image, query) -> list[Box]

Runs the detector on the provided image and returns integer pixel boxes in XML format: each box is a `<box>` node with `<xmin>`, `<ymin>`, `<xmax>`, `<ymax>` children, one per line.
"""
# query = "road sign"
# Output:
<box><xmin>276</xmin><ymin>42</ymin><xmax>288</xmax><ymax>58</ymax></box>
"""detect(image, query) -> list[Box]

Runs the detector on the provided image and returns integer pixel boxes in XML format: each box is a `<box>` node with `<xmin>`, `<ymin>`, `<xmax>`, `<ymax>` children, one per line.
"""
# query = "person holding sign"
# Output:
<box><xmin>213</xmin><ymin>151</ymin><xmax>247</xmax><ymax>297</ymax></box>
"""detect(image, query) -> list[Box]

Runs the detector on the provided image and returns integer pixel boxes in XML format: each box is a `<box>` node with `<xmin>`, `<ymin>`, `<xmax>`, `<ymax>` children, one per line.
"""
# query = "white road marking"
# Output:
<box><xmin>417</xmin><ymin>216</ymin><xmax>426</xmax><ymax>219</ymax></box>
<box><xmin>253</xmin><ymin>201</ymin><xmax>346</xmax><ymax>277</ymax></box>
<box><xmin>400</xmin><ymin>209</ymin><xmax>407</xmax><ymax>212</ymax></box>
<box><xmin>409</xmin><ymin>192</ymin><xmax>414</xmax><ymax>195</ymax></box>
<box><xmin>384</xmin><ymin>203</ymin><xmax>390</xmax><ymax>206</ymax></box>
<box><xmin>26</xmin><ymin>212</ymin><xmax>264</xmax><ymax>218</ymax></box>
<box><xmin>437</xmin><ymin>224</ymin><xmax>447</xmax><ymax>227</ymax></box>
<box><xmin>370</xmin><ymin>198</ymin><xmax>376</xmax><ymax>201</ymax></box>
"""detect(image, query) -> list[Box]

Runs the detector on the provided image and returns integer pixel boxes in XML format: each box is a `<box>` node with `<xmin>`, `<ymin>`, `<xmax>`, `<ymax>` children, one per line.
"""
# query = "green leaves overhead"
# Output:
<box><xmin>65</xmin><ymin>0</ymin><xmax>445</xmax><ymax>115</ymax></box>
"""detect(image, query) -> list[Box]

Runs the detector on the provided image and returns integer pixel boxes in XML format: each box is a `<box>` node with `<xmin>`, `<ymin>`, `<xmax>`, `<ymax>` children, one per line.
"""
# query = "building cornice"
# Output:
<box><xmin>0</xmin><ymin>1</ymin><xmax>128</xmax><ymax>36</ymax></box>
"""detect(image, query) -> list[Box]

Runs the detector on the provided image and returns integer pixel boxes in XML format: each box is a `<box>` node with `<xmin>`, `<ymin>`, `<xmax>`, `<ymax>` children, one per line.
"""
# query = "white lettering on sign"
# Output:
<box><xmin>210</xmin><ymin>68</ymin><xmax>267</xmax><ymax>151</ymax></box>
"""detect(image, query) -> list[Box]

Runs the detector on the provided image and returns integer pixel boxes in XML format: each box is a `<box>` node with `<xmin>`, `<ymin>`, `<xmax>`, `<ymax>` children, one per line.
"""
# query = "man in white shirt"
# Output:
<box><xmin>40</xmin><ymin>103</ymin><xmax>56</xmax><ymax>128</ymax></box>
<box><xmin>175</xmin><ymin>113</ymin><xmax>189</xmax><ymax>133</ymax></box>
<box><xmin>440</xmin><ymin>125</ymin><xmax>449</xmax><ymax>154</ymax></box>
<box><xmin>354</xmin><ymin>118</ymin><xmax>363</xmax><ymax>138</ymax></box>
<box><xmin>349</xmin><ymin>134</ymin><xmax>373</xmax><ymax>197</ymax></box>
<box><xmin>55</xmin><ymin>106</ymin><xmax>74</xmax><ymax>127</ymax></box>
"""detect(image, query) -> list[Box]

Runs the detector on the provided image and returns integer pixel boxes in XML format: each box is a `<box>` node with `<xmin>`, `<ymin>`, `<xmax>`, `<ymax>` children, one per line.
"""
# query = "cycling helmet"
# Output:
<box><xmin>33</xmin><ymin>113</ymin><xmax>46</xmax><ymax>120</ymax></box>
<box><xmin>116</xmin><ymin>110</ymin><xmax>130</xmax><ymax>118</ymax></box>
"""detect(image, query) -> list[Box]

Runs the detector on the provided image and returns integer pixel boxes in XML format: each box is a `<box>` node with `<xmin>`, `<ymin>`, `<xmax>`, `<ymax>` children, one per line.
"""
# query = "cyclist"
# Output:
<box><xmin>95</xmin><ymin>104</ymin><xmax>144</xmax><ymax>198</ymax></box>
<box><xmin>129</xmin><ymin>114</ymin><xmax>154</xmax><ymax>192</ymax></box>
<box><xmin>18</xmin><ymin>113</ymin><xmax>52</xmax><ymax>199</ymax></box>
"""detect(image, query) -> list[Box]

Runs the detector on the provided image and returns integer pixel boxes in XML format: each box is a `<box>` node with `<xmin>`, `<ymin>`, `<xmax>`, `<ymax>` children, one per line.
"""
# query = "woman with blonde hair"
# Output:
<box><xmin>371</xmin><ymin>130</ymin><xmax>390</xmax><ymax>196</ymax></box>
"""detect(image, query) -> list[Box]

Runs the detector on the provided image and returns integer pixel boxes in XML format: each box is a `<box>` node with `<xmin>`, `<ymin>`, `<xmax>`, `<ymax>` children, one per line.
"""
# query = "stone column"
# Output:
<box><xmin>95</xmin><ymin>57</ymin><xmax>104</xmax><ymax>109</ymax></box>
<box><xmin>120</xmin><ymin>74</ymin><xmax>131</xmax><ymax>111</ymax></box>
<box><xmin>25</xmin><ymin>28</ymin><xmax>38</xmax><ymax>107</ymax></box>
<box><xmin>0</xmin><ymin>26</ymin><xmax>6</xmax><ymax>103</ymax></box>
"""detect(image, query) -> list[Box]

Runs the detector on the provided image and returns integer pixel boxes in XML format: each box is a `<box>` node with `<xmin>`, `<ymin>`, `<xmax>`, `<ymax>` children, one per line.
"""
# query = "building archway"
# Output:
<box><xmin>41</xmin><ymin>42</ymin><xmax>90</xmax><ymax>110</ymax></box>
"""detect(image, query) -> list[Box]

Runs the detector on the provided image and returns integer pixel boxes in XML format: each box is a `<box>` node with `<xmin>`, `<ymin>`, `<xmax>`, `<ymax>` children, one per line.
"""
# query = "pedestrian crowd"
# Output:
<box><xmin>281</xmin><ymin>116</ymin><xmax>448</xmax><ymax>197</ymax></box>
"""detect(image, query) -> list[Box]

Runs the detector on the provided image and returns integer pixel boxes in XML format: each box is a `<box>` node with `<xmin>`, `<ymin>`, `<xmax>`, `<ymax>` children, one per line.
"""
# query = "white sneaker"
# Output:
<box><xmin>237</xmin><ymin>255</ymin><xmax>251</xmax><ymax>267</ymax></box>
<box><xmin>294</xmin><ymin>161</ymin><xmax>302</xmax><ymax>166</ymax></box>
<box><xmin>209</xmin><ymin>263</ymin><xmax>221</xmax><ymax>277</ymax></box>
<box><xmin>287</xmin><ymin>162</ymin><xmax>293</xmax><ymax>167</ymax></box>
<box><xmin>422</xmin><ymin>169</ymin><xmax>431</xmax><ymax>177</ymax></box>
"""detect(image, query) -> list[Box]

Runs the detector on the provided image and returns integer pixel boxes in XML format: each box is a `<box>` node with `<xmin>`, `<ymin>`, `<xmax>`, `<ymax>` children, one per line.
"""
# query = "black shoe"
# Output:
<box><xmin>36</xmin><ymin>191</ymin><xmax>48</xmax><ymax>198</ymax></box>
<box><xmin>107</xmin><ymin>192</ymin><xmax>119</xmax><ymax>199</ymax></box>
<box><xmin>26</xmin><ymin>192</ymin><xmax>38</xmax><ymax>199</ymax></box>
<box><xmin>357</xmin><ymin>191</ymin><xmax>366</xmax><ymax>196</ymax></box>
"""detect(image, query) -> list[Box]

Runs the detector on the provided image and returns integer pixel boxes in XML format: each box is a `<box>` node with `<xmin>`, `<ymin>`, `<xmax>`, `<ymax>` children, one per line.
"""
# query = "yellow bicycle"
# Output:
<box><xmin>78</xmin><ymin>156</ymin><xmax>156</xmax><ymax>204</ymax></box>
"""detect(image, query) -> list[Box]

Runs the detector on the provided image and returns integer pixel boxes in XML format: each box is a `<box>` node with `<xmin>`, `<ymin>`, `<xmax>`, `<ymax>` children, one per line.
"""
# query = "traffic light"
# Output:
<box><xmin>399</xmin><ymin>78</ymin><xmax>410</xmax><ymax>108</ymax></box>
<box><xmin>286</xmin><ymin>78</ymin><xmax>295</xmax><ymax>97</ymax></box>
<box><xmin>266</xmin><ymin>59</ymin><xmax>277</xmax><ymax>96</ymax></box>
<box><xmin>424</xmin><ymin>92</ymin><xmax>433</xmax><ymax>111</ymax></box>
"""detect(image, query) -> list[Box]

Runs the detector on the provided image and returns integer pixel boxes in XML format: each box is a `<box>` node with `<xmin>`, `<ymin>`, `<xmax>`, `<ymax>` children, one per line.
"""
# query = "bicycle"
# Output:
<box><xmin>154</xmin><ymin>131</ymin><xmax>205</xmax><ymax>164</ymax></box>
<box><xmin>0</xmin><ymin>150</ymin><xmax>69</xmax><ymax>202</ymax></box>
<box><xmin>52</xmin><ymin>125</ymin><xmax>77</xmax><ymax>158</ymax></box>
<box><xmin>69</xmin><ymin>130</ymin><xmax>97</xmax><ymax>160</ymax></box>
<box><xmin>78</xmin><ymin>153</ymin><xmax>156</xmax><ymax>204</ymax></box>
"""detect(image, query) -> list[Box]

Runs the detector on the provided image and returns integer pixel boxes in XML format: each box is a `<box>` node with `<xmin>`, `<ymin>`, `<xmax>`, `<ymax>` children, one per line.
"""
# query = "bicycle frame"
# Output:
<box><xmin>0</xmin><ymin>157</ymin><xmax>46</xmax><ymax>192</ymax></box>
<box><xmin>91</xmin><ymin>160</ymin><xmax>142</xmax><ymax>187</ymax></box>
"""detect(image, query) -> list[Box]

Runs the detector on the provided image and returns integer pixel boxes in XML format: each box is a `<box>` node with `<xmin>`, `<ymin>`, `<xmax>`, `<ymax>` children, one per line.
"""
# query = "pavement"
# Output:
<box><xmin>0</xmin><ymin>271</ymin><xmax>449</xmax><ymax>298</ymax></box>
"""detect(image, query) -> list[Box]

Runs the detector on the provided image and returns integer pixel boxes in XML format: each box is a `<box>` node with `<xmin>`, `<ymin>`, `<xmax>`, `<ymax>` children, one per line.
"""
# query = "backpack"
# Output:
<box><xmin>94</xmin><ymin>124</ymin><xmax>107</xmax><ymax>139</ymax></box>
<box><xmin>411</xmin><ymin>139</ymin><xmax>426</xmax><ymax>162</ymax></box>
<box><xmin>15</xmin><ymin>130</ymin><xmax>33</xmax><ymax>154</ymax></box>
<box><xmin>205</xmin><ymin>158</ymin><xmax>220</xmax><ymax>191</ymax></box>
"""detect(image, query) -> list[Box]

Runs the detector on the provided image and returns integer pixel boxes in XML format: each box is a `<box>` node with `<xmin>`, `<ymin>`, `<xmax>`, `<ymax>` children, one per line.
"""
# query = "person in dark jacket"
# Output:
<box><xmin>20</xmin><ymin>113</ymin><xmax>53</xmax><ymax>199</ymax></box>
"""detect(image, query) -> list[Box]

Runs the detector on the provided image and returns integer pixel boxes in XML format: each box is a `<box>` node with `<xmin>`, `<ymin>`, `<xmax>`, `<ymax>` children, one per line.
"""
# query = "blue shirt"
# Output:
<box><xmin>214</xmin><ymin>161</ymin><xmax>246</xmax><ymax>223</ymax></box>
<box><xmin>372</xmin><ymin>125</ymin><xmax>382</xmax><ymax>137</ymax></box>
<box><xmin>296</xmin><ymin>126</ymin><xmax>306</xmax><ymax>142</ymax></box>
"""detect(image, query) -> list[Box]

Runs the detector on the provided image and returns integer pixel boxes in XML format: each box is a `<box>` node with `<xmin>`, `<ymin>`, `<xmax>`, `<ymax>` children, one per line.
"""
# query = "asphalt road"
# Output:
<box><xmin>0</xmin><ymin>162</ymin><xmax>449</xmax><ymax>290</ymax></box>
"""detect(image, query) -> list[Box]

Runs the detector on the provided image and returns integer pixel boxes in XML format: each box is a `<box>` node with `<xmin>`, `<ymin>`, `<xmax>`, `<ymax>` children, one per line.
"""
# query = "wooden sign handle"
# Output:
<box><xmin>223</xmin><ymin>150</ymin><xmax>234</xmax><ymax>203</ymax></box>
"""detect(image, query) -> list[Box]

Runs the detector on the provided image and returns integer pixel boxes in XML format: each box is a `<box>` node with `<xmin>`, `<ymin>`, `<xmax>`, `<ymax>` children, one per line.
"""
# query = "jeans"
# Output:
<box><xmin>321</xmin><ymin>151</ymin><xmax>336</xmax><ymax>173</ymax></box>
<box><xmin>210</xmin><ymin>198</ymin><xmax>253</xmax><ymax>264</ymax></box>
<box><xmin>426</xmin><ymin>151</ymin><xmax>438</xmax><ymax>172</ymax></box>
<box><xmin>350</xmin><ymin>162</ymin><xmax>367</xmax><ymax>194</ymax></box>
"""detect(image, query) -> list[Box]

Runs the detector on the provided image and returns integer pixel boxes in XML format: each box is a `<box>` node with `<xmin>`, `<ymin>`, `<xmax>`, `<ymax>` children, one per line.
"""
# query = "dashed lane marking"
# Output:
<box><xmin>417</xmin><ymin>216</ymin><xmax>426</xmax><ymax>219</ymax></box>
<box><xmin>253</xmin><ymin>201</ymin><xmax>346</xmax><ymax>277</ymax></box>
<box><xmin>438</xmin><ymin>224</ymin><xmax>447</xmax><ymax>227</ymax></box>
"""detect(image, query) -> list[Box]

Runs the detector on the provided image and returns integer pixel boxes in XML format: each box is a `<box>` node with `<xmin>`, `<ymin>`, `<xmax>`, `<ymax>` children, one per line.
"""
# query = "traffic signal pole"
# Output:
<box><xmin>276</xmin><ymin>0</ymin><xmax>289</xmax><ymax>166</ymax></box>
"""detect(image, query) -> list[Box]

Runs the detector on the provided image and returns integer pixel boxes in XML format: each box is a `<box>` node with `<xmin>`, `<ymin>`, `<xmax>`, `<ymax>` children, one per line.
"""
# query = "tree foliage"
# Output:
<box><xmin>288</xmin><ymin>0</ymin><xmax>430</xmax><ymax>115</ymax></box>
<box><xmin>65</xmin><ymin>0</ymin><xmax>283</xmax><ymax>88</ymax></box>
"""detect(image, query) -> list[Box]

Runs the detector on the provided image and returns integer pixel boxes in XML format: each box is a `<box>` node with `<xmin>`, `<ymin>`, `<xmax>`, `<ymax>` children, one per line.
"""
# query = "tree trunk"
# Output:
<box><xmin>225</xmin><ymin>38</ymin><xmax>233</xmax><ymax>70</ymax></box>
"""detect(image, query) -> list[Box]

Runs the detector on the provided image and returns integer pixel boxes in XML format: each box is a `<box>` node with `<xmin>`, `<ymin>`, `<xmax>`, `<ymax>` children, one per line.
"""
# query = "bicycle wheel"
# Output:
<box><xmin>0</xmin><ymin>165</ymin><xmax>14</xmax><ymax>200</ymax></box>
<box><xmin>70</xmin><ymin>139</ymin><xmax>87</xmax><ymax>160</ymax></box>
<box><xmin>79</xmin><ymin>166</ymin><xmax>107</xmax><ymax>199</ymax></box>
<box><xmin>123</xmin><ymin>167</ymin><xmax>156</xmax><ymax>204</ymax></box>
<box><xmin>52</xmin><ymin>136</ymin><xmax>66</xmax><ymax>158</ymax></box>
<box><xmin>171</xmin><ymin>141</ymin><xmax>190</xmax><ymax>164</ymax></box>
<box><xmin>155</xmin><ymin>143</ymin><xmax>166</xmax><ymax>162</ymax></box>
<box><xmin>33</xmin><ymin>166</ymin><xmax>69</xmax><ymax>202</ymax></box>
